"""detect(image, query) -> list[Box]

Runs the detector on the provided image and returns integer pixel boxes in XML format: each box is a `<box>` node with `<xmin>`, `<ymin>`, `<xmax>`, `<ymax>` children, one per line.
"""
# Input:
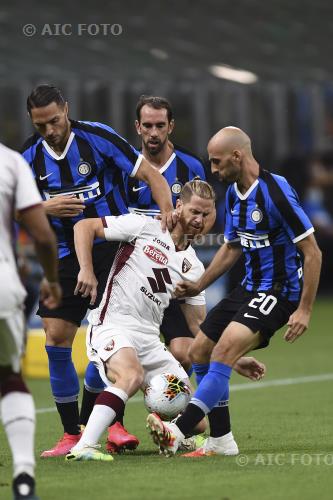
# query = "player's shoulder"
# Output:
<box><xmin>259</xmin><ymin>168</ymin><xmax>290</xmax><ymax>188</ymax></box>
<box><xmin>174</xmin><ymin>144</ymin><xmax>205</xmax><ymax>168</ymax></box>
<box><xmin>71</xmin><ymin>119</ymin><xmax>117</xmax><ymax>136</ymax></box>
<box><xmin>20</xmin><ymin>133</ymin><xmax>42</xmax><ymax>154</ymax></box>
<box><xmin>0</xmin><ymin>143</ymin><xmax>25</xmax><ymax>166</ymax></box>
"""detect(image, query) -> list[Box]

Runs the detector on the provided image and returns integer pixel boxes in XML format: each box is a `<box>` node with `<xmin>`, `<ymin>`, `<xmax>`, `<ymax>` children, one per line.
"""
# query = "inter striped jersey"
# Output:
<box><xmin>126</xmin><ymin>145</ymin><xmax>206</xmax><ymax>216</ymax></box>
<box><xmin>21</xmin><ymin>120</ymin><xmax>143</xmax><ymax>258</ymax></box>
<box><xmin>224</xmin><ymin>168</ymin><xmax>314</xmax><ymax>302</ymax></box>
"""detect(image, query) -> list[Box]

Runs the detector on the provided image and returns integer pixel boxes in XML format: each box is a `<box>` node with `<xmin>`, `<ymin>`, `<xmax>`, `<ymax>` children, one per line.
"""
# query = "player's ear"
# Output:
<box><xmin>168</xmin><ymin>119</ymin><xmax>175</xmax><ymax>134</ymax></box>
<box><xmin>175</xmin><ymin>198</ymin><xmax>183</xmax><ymax>215</ymax></box>
<box><xmin>64</xmin><ymin>102</ymin><xmax>69</xmax><ymax>116</ymax></box>
<box><xmin>135</xmin><ymin>120</ymin><xmax>141</xmax><ymax>135</ymax></box>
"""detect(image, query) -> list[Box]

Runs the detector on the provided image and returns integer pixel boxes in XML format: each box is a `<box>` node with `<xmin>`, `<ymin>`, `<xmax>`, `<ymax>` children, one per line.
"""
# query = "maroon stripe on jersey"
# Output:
<box><xmin>101</xmin><ymin>216</ymin><xmax>107</xmax><ymax>228</ymax></box>
<box><xmin>99</xmin><ymin>242</ymin><xmax>135</xmax><ymax>324</ymax></box>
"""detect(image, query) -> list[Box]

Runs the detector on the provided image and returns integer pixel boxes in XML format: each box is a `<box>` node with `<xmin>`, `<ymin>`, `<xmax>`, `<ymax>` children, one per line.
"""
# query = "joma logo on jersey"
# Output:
<box><xmin>152</xmin><ymin>237</ymin><xmax>170</xmax><ymax>251</ymax></box>
<box><xmin>44</xmin><ymin>181</ymin><xmax>101</xmax><ymax>202</ymax></box>
<box><xmin>143</xmin><ymin>245</ymin><xmax>168</xmax><ymax>265</ymax></box>
<box><xmin>240</xmin><ymin>235</ymin><xmax>270</xmax><ymax>248</ymax></box>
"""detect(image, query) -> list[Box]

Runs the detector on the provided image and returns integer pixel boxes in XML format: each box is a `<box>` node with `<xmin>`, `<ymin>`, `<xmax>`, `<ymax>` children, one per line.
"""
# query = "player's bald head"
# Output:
<box><xmin>208</xmin><ymin>127</ymin><xmax>252</xmax><ymax>156</ymax></box>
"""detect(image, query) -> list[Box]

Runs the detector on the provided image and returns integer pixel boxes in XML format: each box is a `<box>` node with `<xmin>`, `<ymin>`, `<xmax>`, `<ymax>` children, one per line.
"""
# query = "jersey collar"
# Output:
<box><xmin>42</xmin><ymin>131</ymin><xmax>75</xmax><ymax>160</ymax></box>
<box><xmin>234</xmin><ymin>179</ymin><xmax>259</xmax><ymax>200</ymax></box>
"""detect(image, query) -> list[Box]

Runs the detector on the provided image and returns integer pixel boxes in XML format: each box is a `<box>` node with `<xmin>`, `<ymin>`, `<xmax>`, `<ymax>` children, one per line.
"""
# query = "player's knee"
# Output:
<box><xmin>188</xmin><ymin>341</ymin><xmax>211</xmax><ymax>365</ymax></box>
<box><xmin>44</xmin><ymin>323</ymin><xmax>76</xmax><ymax>347</ymax></box>
<box><xmin>117</xmin><ymin>366</ymin><xmax>144</xmax><ymax>395</ymax></box>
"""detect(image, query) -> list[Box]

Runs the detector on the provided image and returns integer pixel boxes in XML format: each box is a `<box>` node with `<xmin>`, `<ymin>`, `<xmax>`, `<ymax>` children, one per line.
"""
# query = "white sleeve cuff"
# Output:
<box><xmin>130</xmin><ymin>154</ymin><xmax>144</xmax><ymax>178</ymax></box>
<box><xmin>292</xmin><ymin>227</ymin><xmax>314</xmax><ymax>243</ymax></box>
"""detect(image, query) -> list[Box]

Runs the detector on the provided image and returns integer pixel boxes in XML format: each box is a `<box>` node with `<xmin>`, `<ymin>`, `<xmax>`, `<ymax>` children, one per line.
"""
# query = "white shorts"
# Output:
<box><xmin>86</xmin><ymin>324</ymin><xmax>188</xmax><ymax>388</ymax></box>
<box><xmin>0</xmin><ymin>307</ymin><xmax>26</xmax><ymax>373</ymax></box>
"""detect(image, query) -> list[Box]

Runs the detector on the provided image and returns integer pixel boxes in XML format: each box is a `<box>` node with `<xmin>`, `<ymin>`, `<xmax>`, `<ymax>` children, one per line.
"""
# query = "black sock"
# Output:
<box><xmin>79</xmin><ymin>387</ymin><xmax>100</xmax><ymax>426</ymax></box>
<box><xmin>208</xmin><ymin>405</ymin><xmax>231</xmax><ymax>437</ymax></box>
<box><xmin>175</xmin><ymin>403</ymin><xmax>205</xmax><ymax>437</ymax></box>
<box><xmin>56</xmin><ymin>401</ymin><xmax>80</xmax><ymax>435</ymax></box>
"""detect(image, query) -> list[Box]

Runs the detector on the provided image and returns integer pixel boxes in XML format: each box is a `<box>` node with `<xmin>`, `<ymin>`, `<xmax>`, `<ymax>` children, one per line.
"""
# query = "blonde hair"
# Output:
<box><xmin>180</xmin><ymin>177</ymin><xmax>216</xmax><ymax>203</ymax></box>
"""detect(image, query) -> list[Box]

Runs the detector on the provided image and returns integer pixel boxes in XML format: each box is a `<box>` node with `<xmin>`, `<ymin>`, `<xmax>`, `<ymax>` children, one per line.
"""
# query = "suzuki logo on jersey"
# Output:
<box><xmin>43</xmin><ymin>181</ymin><xmax>101</xmax><ymax>202</ymax></box>
<box><xmin>182</xmin><ymin>258</ymin><xmax>192</xmax><ymax>273</ymax></box>
<box><xmin>143</xmin><ymin>245</ymin><xmax>168</xmax><ymax>265</ymax></box>
<box><xmin>237</xmin><ymin>231</ymin><xmax>270</xmax><ymax>249</ymax></box>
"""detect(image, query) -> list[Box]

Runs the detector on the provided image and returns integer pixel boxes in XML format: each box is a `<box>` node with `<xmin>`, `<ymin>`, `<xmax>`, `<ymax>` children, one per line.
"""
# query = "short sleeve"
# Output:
<box><xmin>15</xmin><ymin>153</ymin><xmax>42</xmax><ymax>211</ymax></box>
<box><xmin>270</xmin><ymin>175</ymin><xmax>314</xmax><ymax>243</ymax></box>
<box><xmin>102</xmin><ymin>213</ymin><xmax>147</xmax><ymax>242</ymax></box>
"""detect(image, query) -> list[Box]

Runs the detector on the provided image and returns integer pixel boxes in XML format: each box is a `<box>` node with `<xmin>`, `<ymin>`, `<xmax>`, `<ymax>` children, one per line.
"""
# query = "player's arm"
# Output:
<box><xmin>42</xmin><ymin>195</ymin><xmax>85</xmax><ymax>218</ymax></box>
<box><xmin>175</xmin><ymin>243</ymin><xmax>242</xmax><ymax>298</ymax></box>
<box><xmin>73</xmin><ymin>218</ymin><xmax>105</xmax><ymax>305</ymax></box>
<box><xmin>135</xmin><ymin>158</ymin><xmax>176</xmax><ymax>231</ymax></box>
<box><xmin>180</xmin><ymin>303</ymin><xmax>206</xmax><ymax>337</ymax></box>
<box><xmin>284</xmin><ymin>234</ymin><xmax>322</xmax><ymax>343</ymax></box>
<box><xmin>19</xmin><ymin>205</ymin><xmax>61</xmax><ymax>309</ymax></box>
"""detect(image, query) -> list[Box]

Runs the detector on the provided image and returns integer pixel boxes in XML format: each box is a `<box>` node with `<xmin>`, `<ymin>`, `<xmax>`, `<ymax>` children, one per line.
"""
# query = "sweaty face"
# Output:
<box><xmin>178</xmin><ymin>195</ymin><xmax>215</xmax><ymax>238</ymax></box>
<box><xmin>30</xmin><ymin>102</ymin><xmax>70</xmax><ymax>149</ymax></box>
<box><xmin>136</xmin><ymin>105</ymin><xmax>174</xmax><ymax>156</ymax></box>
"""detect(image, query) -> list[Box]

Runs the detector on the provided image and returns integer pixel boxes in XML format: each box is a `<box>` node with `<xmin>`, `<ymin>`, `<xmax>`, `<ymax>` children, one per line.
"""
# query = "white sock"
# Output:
<box><xmin>73</xmin><ymin>405</ymin><xmax>115</xmax><ymax>451</ymax></box>
<box><xmin>72</xmin><ymin>387</ymin><xmax>129</xmax><ymax>452</ymax></box>
<box><xmin>0</xmin><ymin>392</ymin><xmax>35</xmax><ymax>478</ymax></box>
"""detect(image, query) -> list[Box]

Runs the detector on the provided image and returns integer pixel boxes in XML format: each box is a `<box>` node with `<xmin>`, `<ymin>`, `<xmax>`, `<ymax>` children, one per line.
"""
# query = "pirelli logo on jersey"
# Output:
<box><xmin>237</xmin><ymin>231</ymin><xmax>270</xmax><ymax>249</ymax></box>
<box><xmin>43</xmin><ymin>181</ymin><xmax>101</xmax><ymax>202</ymax></box>
<box><xmin>143</xmin><ymin>245</ymin><xmax>168</xmax><ymax>265</ymax></box>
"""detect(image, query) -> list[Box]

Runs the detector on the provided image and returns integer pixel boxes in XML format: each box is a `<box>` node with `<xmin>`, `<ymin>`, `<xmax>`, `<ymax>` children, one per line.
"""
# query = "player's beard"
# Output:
<box><xmin>146</xmin><ymin>138</ymin><xmax>166</xmax><ymax>156</ymax></box>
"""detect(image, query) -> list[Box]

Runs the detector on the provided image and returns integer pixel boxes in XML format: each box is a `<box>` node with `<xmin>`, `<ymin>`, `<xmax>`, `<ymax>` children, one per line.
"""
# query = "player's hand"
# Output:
<box><xmin>40</xmin><ymin>278</ymin><xmax>62</xmax><ymax>309</ymax></box>
<box><xmin>234</xmin><ymin>356</ymin><xmax>266</xmax><ymax>381</ymax></box>
<box><xmin>284</xmin><ymin>308</ymin><xmax>311</xmax><ymax>343</ymax></box>
<box><xmin>74</xmin><ymin>268</ymin><xmax>98</xmax><ymax>305</ymax></box>
<box><xmin>44</xmin><ymin>195</ymin><xmax>85</xmax><ymax>217</ymax></box>
<box><xmin>174</xmin><ymin>279</ymin><xmax>201</xmax><ymax>298</ymax></box>
<box><xmin>157</xmin><ymin>209</ymin><xmax>178</xmax><ymax>232</ymax></box>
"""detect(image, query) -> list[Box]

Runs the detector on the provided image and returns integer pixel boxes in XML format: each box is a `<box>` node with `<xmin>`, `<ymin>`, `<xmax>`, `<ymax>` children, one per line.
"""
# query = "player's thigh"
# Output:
<box><xmin>38</xmin><ymin>253</ymin><xmax>90</xmax><ymax>327</ymax></box>
<box><xmin>160</xmin><ymin>299</ymin><xmax>193</xmax><ymax>346</ymax></box>
<box><xmin>232</xmin><ymin>290</ymin><xmax>297</xmax><ymax>349</ymax></box>
<box><xmin>139</xmin><ymin>338</ymin><xmax>188</xmax><ymax>388</ymax></box>
<box><xmin>211</xmin><ymin>321</ymin><xmax>262</xmax><ymax>365</ymax></box>
<box><xmin>105</xmin><ymin>347</ymin><xmax>143</xmax><ymax>382</ymax></box>
<box><xmin>0</xmin><ymin>309</ymin><xmax>25</xmax><ymax>373</ymax></box>
<box><xmin>42</xmin><ymin>317</ymin><xmax>78</xmax><ymax>347</ymax></box>
<box><xmin>88</xmin><ymin>325</ymin><xmax>143</xmax><ymax>391</ymax></box>
<box><xmin>200</xmin><ymin>287</ymin><xmax>246</xmax><ymax>344</ymax></box>
<box><xmin>189</xmin><ymin>330</ymin><xmax>216</xmax><ymax>364</ymax></box>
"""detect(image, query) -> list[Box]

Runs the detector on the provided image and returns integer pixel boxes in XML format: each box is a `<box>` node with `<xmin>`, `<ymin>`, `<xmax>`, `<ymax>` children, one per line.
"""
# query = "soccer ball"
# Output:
<box><xmin>144</xmin><ymin>373</ymin><xmax>191</xmax><ymax>420</ymax></box>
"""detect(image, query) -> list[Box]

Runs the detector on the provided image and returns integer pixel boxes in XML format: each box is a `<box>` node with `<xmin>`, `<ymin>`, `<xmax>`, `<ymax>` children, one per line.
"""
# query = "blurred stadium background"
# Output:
<box><xmin>1</xmin><ymin>0</ymin><xmax>332</xmax><ymax>372</ymax></box>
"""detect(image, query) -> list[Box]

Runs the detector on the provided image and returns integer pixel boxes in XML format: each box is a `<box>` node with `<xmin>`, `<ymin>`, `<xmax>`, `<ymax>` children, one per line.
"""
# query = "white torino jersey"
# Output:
<box><xmin>88</xmin><ymin>214</ymin><xmax>205</xmax><ymax>334</ymax></box>
<box><xmin>0</xmin><ymin>143</ymin><xmax>42</xmax><ymax>317</ymax></box>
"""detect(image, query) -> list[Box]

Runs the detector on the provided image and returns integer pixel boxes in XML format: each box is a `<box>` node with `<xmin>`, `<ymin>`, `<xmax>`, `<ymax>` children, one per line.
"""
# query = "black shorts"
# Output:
<box><xmin>201</xmin><ymin>285</ymin><xmax>298</xmax><ymax>349</ymax></box>
<box><xmin>161</xmin><ymin>299</ymin><xmax>194</xmax><ymax>345</ymax></box>
<box><xmin>37</xmin><ymin>241</ymin><xmax>120</xmax><ymax>326</ymax></box>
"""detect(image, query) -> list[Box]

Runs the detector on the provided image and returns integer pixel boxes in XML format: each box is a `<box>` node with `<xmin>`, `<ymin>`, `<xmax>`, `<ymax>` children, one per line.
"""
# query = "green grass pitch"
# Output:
<box><xmin>1</xmin><ymin>299</ymin><xmax>333</xmax><ymax>500</ymax></box>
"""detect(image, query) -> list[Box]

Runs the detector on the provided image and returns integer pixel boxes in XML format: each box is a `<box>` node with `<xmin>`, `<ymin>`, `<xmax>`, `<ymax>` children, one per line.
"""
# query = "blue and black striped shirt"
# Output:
<box><xmin>21</xmin><ymin>120</ymin><xmax>142</xmax><ymax>258</ymax></box>
<box><xmin>224</xmin><ymin>168</ymin><xmax>314</xmax><ymax>302</ymax></box>
<box><xmin>125</xmin><ymin>145</ymin><xmax>206</xmax><ymax>215</ymax></box>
